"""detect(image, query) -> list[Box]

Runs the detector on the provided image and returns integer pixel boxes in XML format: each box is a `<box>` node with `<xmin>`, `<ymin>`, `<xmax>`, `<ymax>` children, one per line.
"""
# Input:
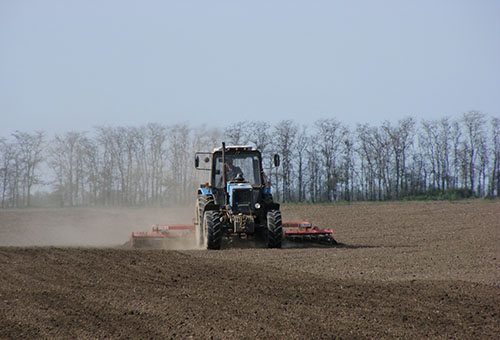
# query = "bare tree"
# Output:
<box><xmin>147</xmin><ymin>123</ymin><xmax>168</xmax><ymax>205</ymax></box>
<box><xmin>273</xmin><ymin>120</ymin><xmax>298</xmax><ymax>202</ymax></box>
<box><xmin>477</xmin><ymin>135</ymin><xmax>488</xmax><ymax>197</ymax></box>
<box><xmin>245</xmin><ymin>121</ymin><xmax>271</xmax><ymax>151</ymax></box>
<box><xmin>0</xmin><ymin>138</ymin><xmax>18</xmax><ymax>207</ymax></box>
<box><xmin>356</xmin><ymin>124</ymin><xmax>377</xmax><ymax>200</ymax></box>
<box><xmin>166</xmin><ymin>123</ymin><xmax>190</xmax><ymax>204</ymax></box>
<box><xmin>407</xmin><ymin>149</ymin><xmax>426</xmax><ymax>196</ymax></box>
<box><xmin>341</xmin><ymin>134</ymin><xmax>355</xmax><ymax>201</ymax></box>
<box><xmin>12</xmin><ymin>131</ymin><xmax>45</xmax><ymax>207</ymax></box>
<box><xmin>48</xmin><ymin>131</ymin><xmax>96</xmax><ymax>206</ymax></box>
<box><xmin>374</xmin><ymin>126</ymin><xmax>392</xmax><ymax>200</ymax></box>
<box><xmin>295</xmin><ymin>126</ymin><xmax>308</xmax><ymax>202</ymax></box>
<box><xmin>382</xmin><ymin>117</ymin><xmax>415</xmax><ymax>198</ymax></box>
<box><xmin>462</xmin><ymin>111</ymin><xmax>486</xmax><ymax>194</ymax></box>
<box><xmin>489</xmin><ymin>118</ymin><xmax>500</xmax><ymax>196</ymax></box>
<box><xmin>306</xmin><ymin>136</ymin><xmax>321</xmax><ymax>202</ymax></box>
<box><xmin>131</xmin><ymin>126</ymin><xmax>150</xmax><ymax>205</ymax></box>
<box><xmin>420</xmin><ymin>120</ymin><xmax>439</xmax><ymax>191</ymax></box>
<box><xmin>451</xmin><ymin>120</ymin><xmax>462</xmax><ymax>189</ymax></box>
<box><xmin>315</xmin><ymin>118</ymin><xmax>348</xmax><ymax>201</ymax></box>
<box><xmin>80</xmin><ymin>137</ymin><xmax>99</xmax><ymax>205</ymax></box>
<box><xmin>356</xmin><ymin>123</ymin><xmax>391</xmax><ymax>200</ymax></box>
<box><xmin>224</xmin><ymin>121</ymin><xmax>248</xmax><ymax>145</ymax></box>
<box><xmin>49</xmin><ymin>132</ymin><xmax>75</xmax><ymax>206</ymax></box>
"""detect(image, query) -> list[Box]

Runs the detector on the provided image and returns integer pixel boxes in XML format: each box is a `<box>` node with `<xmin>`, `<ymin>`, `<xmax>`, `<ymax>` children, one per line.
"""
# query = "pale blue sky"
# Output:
<box><xmin>1</xmin><ymin>0</ymin><xmax>499</xmax><ymax>136</ymax></box>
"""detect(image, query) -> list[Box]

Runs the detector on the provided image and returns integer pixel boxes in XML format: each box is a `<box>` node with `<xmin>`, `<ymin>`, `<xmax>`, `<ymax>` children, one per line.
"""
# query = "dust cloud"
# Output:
<box><xmin>0</xmin><ymin>206</ymin><xmax>195</xmax><ymax>248</ymax></box>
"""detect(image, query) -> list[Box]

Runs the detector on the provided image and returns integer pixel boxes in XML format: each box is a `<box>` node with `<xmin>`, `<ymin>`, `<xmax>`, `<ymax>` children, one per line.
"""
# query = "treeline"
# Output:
<box><xmin>1</xmin><ymin>111</ymin><xmax>499</xmax><ymax>208</ymax></box>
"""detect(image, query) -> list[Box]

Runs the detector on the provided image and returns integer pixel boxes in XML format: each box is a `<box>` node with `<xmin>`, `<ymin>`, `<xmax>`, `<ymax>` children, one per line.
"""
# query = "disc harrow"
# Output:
<box><xmin>282</xmin><ymin>222</ymin><xmax>337</xmax><ymax>245</ymax></box>
<box><xmin>130</xmin><ymin>224</ymin><xmax>195</xmax><ymax>248</ymax></box>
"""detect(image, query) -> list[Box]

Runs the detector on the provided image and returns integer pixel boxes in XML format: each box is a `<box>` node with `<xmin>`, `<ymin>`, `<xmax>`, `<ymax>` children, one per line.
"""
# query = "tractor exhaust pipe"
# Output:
<box><xmin>221</xmin><ymin>142</ymin><xmax>229</xmax><ymax>205</ymax></box>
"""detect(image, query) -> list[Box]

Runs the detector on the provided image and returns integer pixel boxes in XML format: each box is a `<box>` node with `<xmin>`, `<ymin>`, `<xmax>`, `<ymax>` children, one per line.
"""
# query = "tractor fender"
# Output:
<box><xmin>265</xmin><ymin>202</ymin><xmax>280</xmax><ymax>211</ymax></box>
<box><xmin>198</xmin><ymin>187</ymin><xmax>213</xmax><ymax>195</ymax></box>
<box><xmin>204</xmin><ymin>203</ymin><xmax>220</xmax><ymax>212</ymax></box>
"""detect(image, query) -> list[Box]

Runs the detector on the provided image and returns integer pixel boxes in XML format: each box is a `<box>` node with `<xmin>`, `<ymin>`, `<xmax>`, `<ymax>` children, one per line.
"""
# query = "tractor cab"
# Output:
<box><xmin>212</xmin><ymin>147</ymin><xmax>262</xmax><ymax>189</ymax></box>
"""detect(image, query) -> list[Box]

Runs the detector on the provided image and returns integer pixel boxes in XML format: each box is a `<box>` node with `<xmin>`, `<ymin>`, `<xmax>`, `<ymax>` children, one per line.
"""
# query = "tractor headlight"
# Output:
<box><xmin>254</xmin><ymin>203</ymin><xmax>261</xmax><ymax>209</ymax></box>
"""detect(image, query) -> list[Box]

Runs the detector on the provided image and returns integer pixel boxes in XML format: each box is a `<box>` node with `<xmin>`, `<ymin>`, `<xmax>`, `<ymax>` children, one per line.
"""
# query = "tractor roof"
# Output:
<box><xmin>212</xmin><ymin>145</ymin><xmax>258</xmax><ymax>153</ymax></box>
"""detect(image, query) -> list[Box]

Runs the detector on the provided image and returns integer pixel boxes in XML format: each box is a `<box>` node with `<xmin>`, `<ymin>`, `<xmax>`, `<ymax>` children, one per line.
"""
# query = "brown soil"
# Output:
<box><xmin>1</xmin><ymin>201</ymin><xmax>499</xmax><ymax>339</ymax></box>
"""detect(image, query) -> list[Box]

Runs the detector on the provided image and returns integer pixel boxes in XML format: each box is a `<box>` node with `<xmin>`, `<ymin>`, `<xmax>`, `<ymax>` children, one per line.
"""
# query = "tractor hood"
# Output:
<box><xmin>227</xmin><ymin>182</ymin><xmax>254</xmax><ymax>213</ymax></box>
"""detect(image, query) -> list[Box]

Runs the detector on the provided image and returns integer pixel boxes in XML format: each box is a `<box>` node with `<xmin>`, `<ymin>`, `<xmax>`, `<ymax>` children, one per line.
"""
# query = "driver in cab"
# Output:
<box><xmin>225</xmin><ymin>159</ymin><xmax>243</xmax><ymax>181</ymax></box>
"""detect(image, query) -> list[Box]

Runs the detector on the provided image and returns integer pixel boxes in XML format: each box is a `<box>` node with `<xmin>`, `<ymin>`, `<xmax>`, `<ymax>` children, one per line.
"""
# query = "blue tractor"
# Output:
<box><xmin>194</xmin><ymin>143</ymin><xmax>282</xmax><ymax>249</ymax></box>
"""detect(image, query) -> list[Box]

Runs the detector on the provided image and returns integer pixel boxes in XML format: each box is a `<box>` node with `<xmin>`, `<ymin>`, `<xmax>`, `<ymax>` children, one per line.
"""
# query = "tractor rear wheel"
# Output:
<box><xmin>267</xmin><ymin>210</ymin><xmax>282</xmax><ymax>248</ymax></box>
<box><xmin>203</xmin><ymin>210</ymin><xmax>222</xmax><ymax>250</ymax></box>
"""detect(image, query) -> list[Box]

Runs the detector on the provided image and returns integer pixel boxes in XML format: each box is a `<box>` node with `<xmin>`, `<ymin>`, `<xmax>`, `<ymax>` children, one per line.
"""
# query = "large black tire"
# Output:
<box><xmin>203</xmin><ymin>210</ymin><xmax>222</xmax><ymax>250</ymax></box>
<box><xmin>267</xmin><ymin>210</ymin><xmax>282</xmax><ymax>248</ymax></box>
<box><xmin>196</xmin><ymin>195</ymin><xmax>214</xmax><ymax>247</ymax></box>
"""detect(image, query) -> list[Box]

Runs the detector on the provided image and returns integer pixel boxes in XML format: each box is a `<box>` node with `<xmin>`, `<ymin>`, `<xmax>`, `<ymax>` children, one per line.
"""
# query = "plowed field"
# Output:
<box><xmin>1</xmin><ymin>201</ymin><xmax>499</xmax><ymax>339</ymax></box>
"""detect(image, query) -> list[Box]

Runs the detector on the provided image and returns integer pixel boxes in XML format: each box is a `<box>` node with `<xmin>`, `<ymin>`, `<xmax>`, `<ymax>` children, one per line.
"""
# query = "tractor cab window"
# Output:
<box><xmin>214</xmin><ymin>153</ymin><xmax>261</xmax><ymax>188</ymax></box>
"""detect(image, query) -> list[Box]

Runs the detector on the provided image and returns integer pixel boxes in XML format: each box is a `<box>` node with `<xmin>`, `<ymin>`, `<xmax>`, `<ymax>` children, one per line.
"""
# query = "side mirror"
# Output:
<box><xmin>274</xmin><ymin>154</ymin><xmax>280</xmax><ymax>167</ymax></box>
<box><xmin>194</xmin><ymin>153</ymin><xmax>211</xmax><ymax>171</ymax></box>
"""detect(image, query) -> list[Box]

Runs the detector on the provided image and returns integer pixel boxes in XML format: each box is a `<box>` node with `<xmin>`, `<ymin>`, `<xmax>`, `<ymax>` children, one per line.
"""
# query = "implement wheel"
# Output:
<box><xmin>203</xmin><ymin>210</ymin><xmax>222</xmax><ymax>250</ymax></box>
<box><xmin>267</xmin><ymin>210</ymin><xmax>283</xmax><ymax>248</ymax></box>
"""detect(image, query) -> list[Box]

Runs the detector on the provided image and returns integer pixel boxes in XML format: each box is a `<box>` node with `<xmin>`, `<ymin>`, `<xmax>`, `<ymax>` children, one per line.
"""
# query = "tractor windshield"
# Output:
<box><xmin>214</xmin><ymin>153</ymin><xmax>261</xmax><ymax>188</ymax></box>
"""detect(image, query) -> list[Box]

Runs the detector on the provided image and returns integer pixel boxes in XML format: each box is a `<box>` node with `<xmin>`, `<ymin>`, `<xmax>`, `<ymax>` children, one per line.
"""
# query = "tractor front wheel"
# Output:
<box><xmin>267</xmin><ymin>210</ymin><xmax>282</xmax><ymax>248</ymax></box>
<box><xmin>203</xmin><ymin>210</ymin><xmax>222</xmax><ymax>250</ymax></box>
<box><xmin>196</xmin><ymin>196</ymin><xmax>214</xmax><ymax>247</ymax></box>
